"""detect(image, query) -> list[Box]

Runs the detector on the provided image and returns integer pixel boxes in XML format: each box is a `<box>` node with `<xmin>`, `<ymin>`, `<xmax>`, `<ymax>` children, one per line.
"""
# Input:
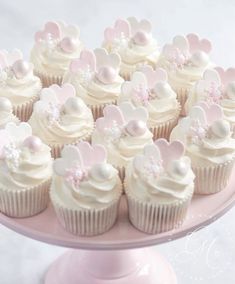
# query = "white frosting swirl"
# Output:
<box><xmin>29</xmin><ymin>101</ymin><xmax>94</xmax><ymax>145</ymax></box>
<box><xmin>92</xmin><ymin>129</ymin><xmax>153</xmax><ymax>167</ymax></box>
<box><xmin>51</xmin><ymin>165</ymin><xmax>121</xmax><ymax>209</ymax></box>
<box><xmin>125</xmin><ymin>158</ymin><xmax>194</xmax><ymax>203</ymax></box>
<box><xmin>0</xmin><ymin>73</ymin><xmax>41</xmax><ymax>106</ymax></box>
<box><xmin>0</xmin><ymin>143</ymin><xmax>52</xmax><ymax>190</ymax></box>
<box><xmin>30</xmin><ymin>43</ymin><xmax>83</xmax><ymax>76</ymax></box>
<box><xmin>63</xmin><ymin>72</ymin><xmax>124</xmax><ymax>105</ymax></box>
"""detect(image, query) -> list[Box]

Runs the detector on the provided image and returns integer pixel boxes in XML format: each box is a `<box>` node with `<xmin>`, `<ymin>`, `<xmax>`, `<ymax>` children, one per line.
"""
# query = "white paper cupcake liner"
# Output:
<box><xmin>0</xmin><ymin>179</ymin><xmax>51</xmax><ymax>218</ymax></box>
<box><xmin>192</xmin><ymin>158</ymin><xmax>235</xmax><ymax>195</ymax></box>
<box><xmin>149</xmin><ymin>104</ymin><xmax>181</xmax><ymax>140</ymax></box>
<box><xmin>125</xmin><ymin>183</ymin><xmax>194</xmax><ymax>234</ymax></box>
<box><xmin>175</xmin><ymin>87</ymin><xmax>189</xmax><ymax>116</ymax></box>
<box><xmin>50</xmin><ymin>181</ymin><xmax>122</xmax><ymax>236</ymax></box>
<box><xmin>34</xmin><ymin>70</ymin><xmax>63</xmax><ymax>87</ymax></box>
<box><xmin>13</xmin><ymin>95</ymin><xmax>39</xmax><ymax>122</ymax></box>
<box><xmin>49</xmin><ymin>127</ymin><xmax>93</xmax><ymax>158</ymax></box>
<box><xmin>89</xmin><ymin>100</ymin><xmax>117</xmax><ymax>120</ymax></box>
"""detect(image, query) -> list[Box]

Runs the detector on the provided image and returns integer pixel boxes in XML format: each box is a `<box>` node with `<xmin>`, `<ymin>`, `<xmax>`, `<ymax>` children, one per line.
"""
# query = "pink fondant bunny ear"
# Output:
<box><xmin>95</xmin><ymin>105</ymin><xmax>125</xmax><ymax>132</ymax></box>
<box><xmin>50</xmin><ymin>83</ymin><xmax>76</xmax><ymax>104</ymax></box>
<box><xmin>139</xmin><ymin>65</ymin><xmax>167</xmax><ymax>89</ymax></box>
<box><xmin>187</xmin><ymin>33</ymin><xmax>212</xmax><ymax>54</ymax></box>
<box><xmin>69</xmin><ymin>49</ymin><xmax>96</xmax><ymax>73</ymax></box>
<box><xmin>215</xmin><ymin>67</ymin><xmax>235</xmax><ymax>87</ymax></box>
<box><xmin>104</xmin><ymin>19</ymin><xmax>130</xmax><ymax>43</ymax></box>
<box><xmin>76</xmin><ymin>142</ymin><xmax>107</xmax><ymax>168</ymax></box>
<box><xmin>198</xmin><ymin>101</ymin><xmax>223</xmax><ymax>125</ymax></box>
<box><xmin>155</xmin><ymin>139</ymin><xmax>185</xmax><ymax>168</ymax></box>
<box><xmin>35</xmin><ymin>21</ymin><xmax>61</xmax><ymax>42</ymax></box>
<box><xmin>53</xmin><ymin>145</ymin><xmax>84</xmax><ymax>176</ymax></box>
<box><xmin>94</xmin><ymin>48</ymin><xmax>121</xmax><ymax>69</ymax></box>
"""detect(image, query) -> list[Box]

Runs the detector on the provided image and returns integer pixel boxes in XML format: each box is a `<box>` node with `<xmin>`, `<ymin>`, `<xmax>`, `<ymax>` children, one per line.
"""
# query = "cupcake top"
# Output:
<box><xmin>103</xmin><ymin>17</ymin><xmax>159</xmax><ymax>76</ymax></box>
<box><xmin>63</xmin><ymin>48</ymin><xmax>124</xmax><ymax>105</ymax></box>
<box><xmin>185</xmin><ymin>68</ymin><xmax>235</xmax><ymax>125</ymax></box>
<box><xmin>118</xmin><ymin>65</ymin><xmax>180</xmax><ymax>126</ymax></box>
<box><xmin>170</xmin><ymin>102</ymin><xmax>235</xmax><ymax>166</ymax></box>
<box><xmin>51</xmin><ymin>142</ymin><xmax>121</xmax><ymax>210</ymax></box>
<box><xmin>92</xmin><ymin>102</ymin><xmax>153</xmax><ymax>167</ymax></box>
<box><xmin>29</xmin><ymin>83</ymin><xmax>94</xmax><ymax>145</ymax></box>
<box><xmin>0</xmin><ymin>97</ymin><xmax>19</xmax><ymax>129</ymax></box>
<box><xmin>0</xmin><ymin>49</ymin><xmax>41</xmax><ymax>106</ymax></box>
<box><xmin>158</xmin><ymin>34</ymin><xmax>212</xmax><ymax>90</ymax></box>
<box><xmin>125</xmin><ymin>139</ymin><xmax>195</xmax><ymax>203</ymax></box>
<box><xmin>30</xmin><ymin>21</ymin><xmax>83</xmax><ymax>76</ymax></box>
<box><xmin>0</xmin><ymin>122</ymin><xmax>52</xmax><ymax>191</ymax></box>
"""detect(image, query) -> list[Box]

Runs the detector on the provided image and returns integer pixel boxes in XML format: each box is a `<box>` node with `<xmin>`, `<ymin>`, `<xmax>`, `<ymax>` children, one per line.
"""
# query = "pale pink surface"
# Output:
<box><xmin>1</xmin><ymin>167</ymin><xmax>235</xmax><ymax>250</ymax></box>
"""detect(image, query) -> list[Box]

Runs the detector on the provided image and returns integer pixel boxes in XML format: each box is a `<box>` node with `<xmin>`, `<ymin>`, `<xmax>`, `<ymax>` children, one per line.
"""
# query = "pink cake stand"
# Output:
<box><xmin>1</xmin><ymin>170</ymin><xmax>235</xmax><ymax>284</ymax></box>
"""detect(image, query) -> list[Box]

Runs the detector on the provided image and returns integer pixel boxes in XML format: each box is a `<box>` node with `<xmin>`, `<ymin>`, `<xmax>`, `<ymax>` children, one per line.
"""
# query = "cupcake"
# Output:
<box><xmin>30</xmin><ymin>21</ymin><xmax>83</xmax><ymax>87</ymax></box>
<box><xmin>158</xmin><ymin>34</ymin><xmax>212</xmax><ymax>114</ymax></box>
<box><xmin>103</xmin><ymin>17</ymin><xmax>160</xmax><ymax>79</ymax></box>
<box><xmin>63</xmin><ymin>48</ymin><xmax>124</xmax><ymax>119</ymax></box>
<box><xmin>185</xmin><ymin>68</ymin><xmax>235</xmax><ymax>136</ymax></box>
<box><xmin>0</xmin><ymin>49</ymin><xmax>42</xmax><ymax>121</ymax></box>
<box><xmin>28</xmin><ymin>83</ymin><xmax>94</xmax><ymax>158</ymax></box>
<box><xmin>92</xmin><ymin>102</ymin><xmax>153</xmax><ymax>181</ymax></box>
<box><xmin>0</xmin><ymin>122</ymin><xmax>52</xmax><ymax>217</ymax></box>
<box><xmin>125</xmin><ymin>139</ymin><xmax>195</xmax><ymax>234</ymax></box>
<box><xmin>50</xmin><ymin>142</ymin><xmax>122</xmax><ymax>236</ymax></box>
<box><xmin>118</xmin><ymin>65</ymin><xmax>181</xmax><ymax>139</ymax></box>
<box><xmin>170</xmin><ymin>102</ymin><xmax>235</xmax><ymax>194</ymax></box>
<box><xmin>0</xmin><ymin>98</ymin><xmax>19</xmax><ymax>128</ymax></box>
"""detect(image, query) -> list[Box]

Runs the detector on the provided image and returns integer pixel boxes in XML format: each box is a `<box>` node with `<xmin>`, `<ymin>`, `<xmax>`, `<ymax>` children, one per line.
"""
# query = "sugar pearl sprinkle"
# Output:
<box><xmin>65</xmin><ymin>166</ymin><xmax>87</xmax><ymax>189</ymax></box>
<box><xmin>47</xmin><ymin>102</ymin><xmax>61</xmax><ymax>126</ymax></box>
<box><xmin>169</xmin><ymin>49</ymin><xmax>189</xmax><ymax>71</ymax></box>
<box><xmin>79</xmin><ymin>66</ymin><xmax>93</xmax><ymax>86</ymax></box>
<box><xmin>188</xmin><ymin>120</ymin><xmax>208</xmax><ymax>145</ymax></box>
<box><xmin>144</xmin><ymin>156</ymin><xmax>163</xmax><ymax>179</ymax></box>
<box><xmin>132</xmin><ymin>85</ymin><xmax>150</xmax><ymax>106</ymax></box>
<box><xmin>2</xmin><ymin>142</ymin><xmax>22</xmax><ymax>171</ymax></box>
<box><xmin>104</xmin><ymin>120</ymin><xmax>123</xmax><ymax>143</ymax></box>
<box><xmin>206</xmin><ymin>82</ymin><xmax>222</xmax><ymax>104</ymax></box>
<box><xmin>113</xmin><ymin>33</ymin><xmax>128</xmax><ymax>52</ymax></box>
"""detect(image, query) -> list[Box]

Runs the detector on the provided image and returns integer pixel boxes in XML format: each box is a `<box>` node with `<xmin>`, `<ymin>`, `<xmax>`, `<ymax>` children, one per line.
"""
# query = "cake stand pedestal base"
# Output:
<box><xmin>45</xmin><ymin>248</ymin><xmax>177</xmax><ymax>284</ymax></box>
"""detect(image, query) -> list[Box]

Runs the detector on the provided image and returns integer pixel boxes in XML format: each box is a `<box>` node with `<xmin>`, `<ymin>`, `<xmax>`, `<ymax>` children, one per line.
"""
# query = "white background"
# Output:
<box><xmin>1</xmin><ymin>0</ymin><xmax>235</xmax><ymax>283</ymax></box>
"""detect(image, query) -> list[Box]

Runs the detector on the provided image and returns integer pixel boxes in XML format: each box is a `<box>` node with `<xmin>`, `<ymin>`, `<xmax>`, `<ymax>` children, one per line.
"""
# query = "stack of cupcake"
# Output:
<box><xmin>0</xmin><ymin>17</ymin><xmax>234</xmax><ymax>237</ymax></box>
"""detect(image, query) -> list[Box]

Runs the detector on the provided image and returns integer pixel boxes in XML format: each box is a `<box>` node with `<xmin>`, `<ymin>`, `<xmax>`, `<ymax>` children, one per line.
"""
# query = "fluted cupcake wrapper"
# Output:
<box><xmin>50</xmin><ymin>181</ymin><xmax>122</xmax><ymax>236</ymax></box>
<box><xmin>48</xmin><ymin>126</ymin><xmax>94</xmax><ymax>158</ymax></box>
<box><xmin>0</xmin><ymin>179</ymin><xmax>51</xmax><ymax>218</ymax></box>
<box><xmin>34</xmin><ymin>70</ymin><xmax>63</xmax><ymax>87</ymax></box>
<box><xmin>125</xmin><ymin>183</ymin><xmax>194</xmax><ymax>234</ymax></box>
<box><xmin>192</xmin><ymin>158</ymin><xmax>235</xmax><ymax>195</ymax></box>
<box><xmin>175</xmin><ymin>87</ymin><xmax>189</xmax><ymax>116</ymax></box>
<box><xmin>89</xmin><ymin>100</ymin><xmax>117</xmax><ymax>120</ymax></box>
<box><xmin>149</xmin><ymin>103</ymin><xmax>181</xmax><ymax>140</ymax></box>
<box><xmin>13</xmin><ymin>95</ymin><xmax>39</xmax><ymax>122</ymax></box>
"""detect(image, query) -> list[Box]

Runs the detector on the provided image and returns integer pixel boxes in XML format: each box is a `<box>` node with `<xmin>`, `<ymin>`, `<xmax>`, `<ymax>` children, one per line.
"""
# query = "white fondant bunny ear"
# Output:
<box><xmin>5</xmin><ymin>122</ymin><xmax>32</xmax><ymax>142</ymax></box>
<box><xmin>127</xmin><ymin>17</ymin><xmax>152</xmax><ymax>34</ymax></box>
<box><xmin>57</xmin><ymin>21</ymin><xmax>80</xmax><ymax>38</ymax></box>
<box><xmin>172</xmin><ymin>35</ymin><xmax>189</xmax><ymax>52</ymax></box>
<box><xmin>40</xmin><ymin>87</ymin><xmax>59</xmax><ymax>104</ymax></box>
<box><xmin>119</xmin><ymin>102</ymin><xmax>149</xmax><ymax>123</ymax></box>
<box><xmin>139</xmin><ymin>65</ymin><xmax>168</xmax><ymax>89</ymax></box>
<box><xmin>53</xmin><ymin>145</ymin><xmax>83</xmax><ymax>176</ymax></box>
<box><xmin>94</xmin><ymin>48</ymin><xmax>121</xmax><ymax>69</ymax></box>
<box><xmin>50</xmin><ymin>83</ymin><xmax>76</xmax><ymax>104</ymax></box>
<box><xmin>203</xmin><ymin>69</ymin><xmax>221</xmax><ymax>85</ymax></box>
<box><xmin>121</xmin><ymin>71</ymin><xmax>147</xmax><ymax>96</ymax></box>
<box><xmin>189</xmin><ymin>105</ymin><xmax>207</xmax><ymax>125</ymax></box>
<box><xmin>198</xmin><ymin>102</ymin><xmax>223</xmax><ymax>125</ymax></box>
